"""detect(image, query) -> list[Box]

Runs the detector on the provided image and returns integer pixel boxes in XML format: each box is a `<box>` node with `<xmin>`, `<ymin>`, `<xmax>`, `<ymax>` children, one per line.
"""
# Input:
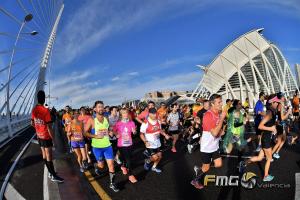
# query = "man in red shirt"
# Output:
<box><xmin>191</xmin><ymin>94</ymin><xmax>226</xmax><ymax>189</ymax></box>
<box><xmin>31</xmin><ymin>90</ymin><xmax>64</xmax><ymax>183</ymax></box>
<box><xmin>135</xmin><ymin>101</ymin><xmax>156</xmax><ymax>124</ymax></box>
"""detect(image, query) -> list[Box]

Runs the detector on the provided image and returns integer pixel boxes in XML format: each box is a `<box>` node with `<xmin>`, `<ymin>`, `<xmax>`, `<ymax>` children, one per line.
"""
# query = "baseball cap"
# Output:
<box><xmin>268</xmin><ymin>96</ymin><xmax>281</xmax><ymax>103</ymax></box>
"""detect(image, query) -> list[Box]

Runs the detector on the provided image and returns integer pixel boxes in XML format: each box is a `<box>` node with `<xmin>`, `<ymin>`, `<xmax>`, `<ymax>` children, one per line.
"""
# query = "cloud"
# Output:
<box><xmin>111</xmin><ymin>76</ymin><xmax>120</xmax><ymax>81</ymax></box>
<box><xmin>128</xmin><ymin>72</ymin><xmax>139</xmax><ymax>76</ymax></box>
<box><xmin>52</xmin><ymin>70</ymin><xmax>202</xmax><ymax>108</ymax></box>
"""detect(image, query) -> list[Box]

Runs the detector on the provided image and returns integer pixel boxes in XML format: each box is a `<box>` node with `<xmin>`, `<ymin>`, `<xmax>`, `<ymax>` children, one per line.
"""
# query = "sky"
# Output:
<box><xmin>1</xmin><ymin>0</ymin><xmax>300</xmax><ymax>109</ymax></box>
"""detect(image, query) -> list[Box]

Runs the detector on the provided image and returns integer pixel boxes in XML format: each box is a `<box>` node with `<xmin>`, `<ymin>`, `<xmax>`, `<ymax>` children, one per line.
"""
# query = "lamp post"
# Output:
<box><xmin>6</xmin><ymin>14</ymin><xmax>35</xmax><ymax>137</ymax></box>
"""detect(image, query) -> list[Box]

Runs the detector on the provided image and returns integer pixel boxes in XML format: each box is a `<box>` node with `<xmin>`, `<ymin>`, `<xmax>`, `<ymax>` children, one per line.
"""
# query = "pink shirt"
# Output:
<box><xmin>78</xmin><ymin>115</ymin><xmax>91</xmax><ymax>125</ymax></box>
<box><xmin>113</xmin><ymin>120</ymin><xmax>136</xmax><ymax>147</ymax></box>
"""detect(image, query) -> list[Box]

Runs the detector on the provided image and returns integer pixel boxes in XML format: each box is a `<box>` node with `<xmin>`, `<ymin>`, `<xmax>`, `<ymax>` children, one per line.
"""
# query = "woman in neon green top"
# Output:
<box><xmin>84</xmin><ymin>101</ymin><xmax>119</xmax><ymax>192</ymax></box>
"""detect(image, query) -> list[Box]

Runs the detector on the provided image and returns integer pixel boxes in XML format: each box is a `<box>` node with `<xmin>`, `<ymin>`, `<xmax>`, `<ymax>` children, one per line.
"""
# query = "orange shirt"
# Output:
<box><xmin>193</xmin><ymin>104</ymin><xmax>203</xmax><ymax>117</ymax></box>
<box><xmin>68</xmin><ymin>122</ymin><xmax>84</xmax><ymax>141</ymax></box>
<box><xmin>157</xmin><ymin>107</ymin><xmax>168</xmax><ymax>123</ymax></box>
<box><xmin>62</xmin><ymin>113</ymin><xmax>72</xmax><ymax>131</ymax></box>
<box><xmin>292</xmin><ymin>96</ymin><xmax>299</xmax><ymax>113</ymax></box>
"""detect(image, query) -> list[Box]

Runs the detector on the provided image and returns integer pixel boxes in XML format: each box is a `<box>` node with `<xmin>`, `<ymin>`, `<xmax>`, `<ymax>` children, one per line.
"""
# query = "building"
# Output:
<box><xmin>192</xmin><ymin>28</ymin><xmax>298</xmax><ymax>107</ymax></box>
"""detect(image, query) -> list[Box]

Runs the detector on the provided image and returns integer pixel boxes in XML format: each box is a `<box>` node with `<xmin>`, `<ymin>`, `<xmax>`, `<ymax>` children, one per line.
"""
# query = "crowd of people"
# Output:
<box><xmin>31</xmin><ymin>89</ymin><xmax>300</xmax><ymax>192</ymax></box>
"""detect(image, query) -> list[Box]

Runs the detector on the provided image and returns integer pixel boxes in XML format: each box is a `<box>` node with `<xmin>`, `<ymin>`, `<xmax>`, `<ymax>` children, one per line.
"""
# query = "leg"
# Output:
<box><xmin>272</xmin><ymin>135</ymin><xmax>282</xmax><ymax>154</ymax></box>
<box><xmin>263</xmin><ymin>148</ymin><xmax>272</xmax><ymax>178</ymax></box>
<box><xmin>74</xmin><ymin>148</ymin><xmax>83</xmax><ymax>167</ymax></box>
<box><xmin>172</xmin><ymin>133</ymin><xmax>178</xmax><ymax>152</ymax></box>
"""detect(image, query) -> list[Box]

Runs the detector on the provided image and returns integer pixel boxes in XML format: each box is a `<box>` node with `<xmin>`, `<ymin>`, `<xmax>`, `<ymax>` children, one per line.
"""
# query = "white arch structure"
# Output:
<box><xmin>192</xmin><ymin>28</ymin><xmax>298</xmax><ymax>106</ymax></box>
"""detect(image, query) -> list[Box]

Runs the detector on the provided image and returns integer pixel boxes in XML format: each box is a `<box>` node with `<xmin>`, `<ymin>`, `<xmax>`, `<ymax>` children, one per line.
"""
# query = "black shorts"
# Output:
<box><xmin>146</xmin><ymin>148</ymin><xmax>161</xmax><ymax>156</ymax></box>
<box><xmin>201</xmin><ymin>150</ymin><xmax>221</xmax><ymax>164</ymax></box>
<box><xmin>255</xmin><ymin>126</ymin><xmax>262</xmax><ymax>136</ymax></box>
<box><xmin>110</xmin><ymin>139</ymin><xmax>118</xmax><ymax>155</ymax></box>
<box><xmin>38</xmin><ymin>138</ymin><xmax>53</xmax><ymax>148</ymax></box>
<box><xmin>276</xmin><ymin>124</ymin><xmax>285</xmax><ymax>135</ymax></box>
<box><xmin>293</xmin><ymin>112</ymin><xmax>299</xmax><ymax>116</ymax></box>
<box><xmin>161</xmin><ymin>124</ymin><xmax>168</xmax><ymax>131</ymax></box>
<box><xmin>261</xmin><ymin>132</ymin><xmax>272</xmax><ymax>149</ymax></box>
<box><xmin>168</xmin><ymin>130</ymin><xmax>179</xmax><ymax>135</ymax></box>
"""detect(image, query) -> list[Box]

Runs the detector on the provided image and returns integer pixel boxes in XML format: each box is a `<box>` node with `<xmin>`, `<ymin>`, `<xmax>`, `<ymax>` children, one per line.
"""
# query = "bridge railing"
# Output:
<box><xmin>0</xmin><ymin>116</ymin><xmax>30</xmax><ymax>143</ymax></box>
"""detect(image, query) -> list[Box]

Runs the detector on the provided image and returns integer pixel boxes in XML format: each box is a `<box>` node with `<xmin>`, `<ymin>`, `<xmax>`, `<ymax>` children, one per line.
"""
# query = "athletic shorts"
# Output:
<box><xmin>276</xmin><ymin>124</ymin><xmax>285</xmax><ymax>135</ymax></box>
<box><xmin>71</xmin><ymin>140</ymin><xmax>85</xmax><ymax>148</ymax></box>
<box><xmin>293</xmin><ymin>112</ymin><xmax>299</xmax><ymax>117</ymax></box>
<box><xmin>255</xmin><ymin>125</ymin><xmax>262</xmax><ymax>136</ymax></box>
<box><xmin>200</xmin><ymin>150</ymin><xmax>221</xmax><ymax>164</ymax></box>
<box><xmin>261</xmin><ymin>131</ymin><xmax>272</xmax><ymax>149</ymax></box>
<box><xmin>168</xmin><ymin>130</ymin><xmax>179</xmax><ymax>135</ymax></box>
<box><xmin>38</xmin><ymin>138</ymin><xmax>53</xmax><ymax>148</ymax></box>
<box><xmin>161</xmin><ymin>124</ymin><xmax>168</xmax><ymax>131</ymax></box>
<box><xmin>146</xmin><ymin>147</ymin><xmax>161</xmax><ymax>156</ymax></box>
<box><xmin>92</xmin><ymin>146</ymin><xmax>114</xmax><ymax>161</ymax></box>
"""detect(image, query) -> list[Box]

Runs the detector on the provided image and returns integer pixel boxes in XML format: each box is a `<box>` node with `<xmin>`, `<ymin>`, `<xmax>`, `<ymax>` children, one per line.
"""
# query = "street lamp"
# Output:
<box><xmin>20</xmin><ymin>30</ymin><xmax>38</xmax><ymax>36</ymax></box>
<box><xmin>6</xmin><ymin>13</ymin><xmax>34</xmax><ymax>137</ymax></box>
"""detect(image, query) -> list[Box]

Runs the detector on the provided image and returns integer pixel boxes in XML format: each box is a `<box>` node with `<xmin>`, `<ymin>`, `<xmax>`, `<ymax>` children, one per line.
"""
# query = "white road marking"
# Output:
<box><xmin>295</xmin><ymin>173</ymin><xmax>300</xmax><ymax>200</ymax></box>
<box><xmin>43</xmin><ymin>166</ymin><xmax>49</xmax><ymax>200</ymax></box>
<box><xmin>4</xmin><ymin>183</ymin><xmax>26</xmax><ymax>200</ymax></box>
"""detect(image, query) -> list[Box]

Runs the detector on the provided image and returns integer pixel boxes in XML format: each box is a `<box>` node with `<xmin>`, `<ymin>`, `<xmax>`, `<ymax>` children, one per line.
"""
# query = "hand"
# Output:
<box><xmin>165</xmin><ymin>134</ymin><xmax>171</xmax><ymax>140</ymax></box>
<box><xmin>116</xmin><ymin>134</ymin><xmax>120</xmax><ymax>138</ymax></box>
<box><xmin>108</xmin><ymin>131</ymin><xmax>114</xmax><ymax>137</ymax></box>
<box><xmin>67</xmin><ymin>132</ymin><xmax>72</xmax><ymax>136</ymax></box>
<box><xmin>271</xmin><ymin>126</ymin><xmax>277</xmax><ymax>134</ymax></box>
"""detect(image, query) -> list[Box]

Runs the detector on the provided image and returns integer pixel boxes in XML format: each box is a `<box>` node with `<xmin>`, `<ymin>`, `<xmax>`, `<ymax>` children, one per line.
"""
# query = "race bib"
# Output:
<box><xmin>73</xmin><ymin>132</ymin><xmax>82</xmax><ymax>140</ymax></box>
<box><xmin>96</xmin><ymin>129</ymin><xmax>108</xmax><ymax>137</ymax></box>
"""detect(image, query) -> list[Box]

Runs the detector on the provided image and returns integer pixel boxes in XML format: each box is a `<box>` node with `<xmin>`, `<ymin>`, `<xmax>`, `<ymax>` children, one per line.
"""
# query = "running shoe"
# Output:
<box><xmin>51</xmin><ymin>175</ymin><xmax>64</xmax><ymax>183</ymax></box>
<box><xmin>109</xmin><ymin>183</ymin><xmax>120</xmax><ymax>192</ymax></box>
<box><xmin>48</xmin><ymin>172</ymin><xmax>53</xmax><ymax>179</ymax></box>
<box><xmin>95</xmin><ymin>168</ymin><xmax>101</xmax><ymax>176</ymax></box>
<box><xmin>255</xmin><ymin>145</ymin><xmax>261</xmax><ymax>152</ymax></box>
<box><xmin>263</xmin><ymin>175</ymin><xmax>274</xmax><ymax>182</ymax></box>
<box><xmin>151</xmin><ymin>167</ymin><xmax>162</xmax><ymax>173</ymax></box>
<box><xmin>191</xmin><ymin>179</ymin><xmax>204</xmax><ymax>189</ymax></box>
<box><xmin>144</xmin><ymin>160</ymin><xmax>151</xmax><ymax>171</ymax></box>
<box><xmin>121</xmin><ymin>166</ymin><xmax>128</xmax><ymax>175</ymax></box>
<box><xmin>83</xmin><ymin>160</ymin><xmax>89</xmax><ymax>170</ymax></box>
<box><xmin>80</xmin><ymin>167</ymin><xmax>84</xmax><ymax>173</ymax></box>
<box><xmin>273</xmin><ymin>153</ymin><xmax>280</xmax><ymax>159</ymax></box>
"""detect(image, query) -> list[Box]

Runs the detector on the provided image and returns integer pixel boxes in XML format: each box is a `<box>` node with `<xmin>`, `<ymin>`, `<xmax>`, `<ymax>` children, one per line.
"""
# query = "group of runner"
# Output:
<box><xmin>31</xmin><ymin>89</ymin><xmax>300</xmax><ymax>192</ymax></box>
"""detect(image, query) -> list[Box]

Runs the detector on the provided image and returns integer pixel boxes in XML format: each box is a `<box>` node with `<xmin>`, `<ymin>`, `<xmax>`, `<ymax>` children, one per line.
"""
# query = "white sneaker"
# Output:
<box><xmin>187</xmin><ymin>144</ymin><xmax>192</xmax><ymax>154</ymax></box>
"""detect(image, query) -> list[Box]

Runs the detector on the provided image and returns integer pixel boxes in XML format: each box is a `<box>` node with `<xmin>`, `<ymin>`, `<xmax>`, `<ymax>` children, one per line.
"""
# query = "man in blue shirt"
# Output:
<box><xmin>254</xmin><ymin>92</ymin><xmax>265</xmax><ymax>152</ymax></box>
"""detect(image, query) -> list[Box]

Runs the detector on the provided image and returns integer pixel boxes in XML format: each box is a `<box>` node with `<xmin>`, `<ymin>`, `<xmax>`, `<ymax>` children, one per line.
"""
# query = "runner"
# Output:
<box><xmin>223</xmin><ymin>99</ymin><xmax>249</xmax><ymax>166</ymax></box>
<box><xmin>272</xmin><ymin>92</ymin><xmax>292</xmax><ymax>159</ymax></box>
<box><xmin>62</xmin><ymin>106</ymin><xmax>72</xmax><ymax>153</ymax></box>
<box><xmin>167</xmin><ymin>103</ymin><xmax>181</xmax><ymax>153</ymax></box>
<box><xmin>239</xmin><ymin>94</ymin><xmax>280</xmax><ymax>182</ymax></box>
<box><xmin>191</xmin><ymin>94</ymin><xmax>226</xmax><ymax>189</ymax></box>
<box><xmin>67</xmin><ymin>110</ymin><xmax>88</xmax><ymax>172</ymax></box>
<box><xmin>31</xmin><ymin>90</ymin><xmax>64</xmax><ymax>182</ymax></box>
<box><xmin>157</xmin><ymin>102</ymin><xmax>170</xmax><ymax>149</ymax></box>
<box><xmin>292</xmin><ymin>90</ymin><xmax>299</xmax><ymax>121</ymax></box>
<box><xmin>84</xmin><ymin>101</ymin><xmax>119</xmax><ymax>192</ymax></box>
<box><xmin>113</xmin><ymin>108</ymin><xmax>138</xmax><ymax>183</ymax></box>
<box><xmin>108</xmin><ymin>106</ymin><xmax>122</xmax><ymax>165</ymax></box>
<box><xmin>135</xmin><ymin>101</ymin><xmax>155</xmax><ymax>124</ymax></box>
<box><xmin>254</xmin><ymin>92</ymin><xmax>265</xmax><ymax>152</ymax></box>
<box><xmin>140</xmin><ymin>108</ymin><xmax>171</xmax><ymax>173</ymax></box>
<box><xmin>78</xmin><ymin>107</ymin><xmax>92</xmax><ymax>164</ymax></box>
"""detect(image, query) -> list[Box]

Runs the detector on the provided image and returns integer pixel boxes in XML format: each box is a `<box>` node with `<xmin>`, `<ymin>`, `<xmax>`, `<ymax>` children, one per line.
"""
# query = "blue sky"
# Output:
<box><xmin>1</xmin><ymin>0</ymin><xmax>300</xmax><ymax>109</ymax></box>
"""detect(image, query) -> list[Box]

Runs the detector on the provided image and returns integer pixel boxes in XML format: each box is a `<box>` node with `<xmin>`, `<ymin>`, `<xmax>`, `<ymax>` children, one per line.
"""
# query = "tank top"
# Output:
<box><xmin>70</xmin><ymin>122</ymin><xmax>84</xmax><ymax>141</ymax></box>
<box><xmin>264</xmin><ymin>108</ymin><xmax>277</xmax><ymax>134</ymax></box>
<box><xmin>92</xmin><ymin>117</ymin><xmax>111</xmax><ymax>148</ymax></box>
